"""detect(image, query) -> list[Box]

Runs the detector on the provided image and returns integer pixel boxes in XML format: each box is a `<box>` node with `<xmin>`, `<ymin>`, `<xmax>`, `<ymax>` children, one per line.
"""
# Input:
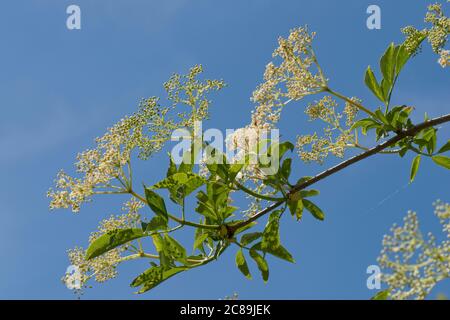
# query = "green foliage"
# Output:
<box><xmin>365</xmin><ymin>39</ymin><xmax>424</xmax><ymax>107</ymax></box>
<box><xmin>371</xmin><ymin>290</ymin><xmax>390</xmax><ymax>300</ymax></box>
<box><xmin>410</xmin><ymin>155</ymin><xmax>421</xmax><ymax>182</ymax></box>
<box><xmin>153</xmin><ymin>172</ymin><xmax>206</xmax><ymax>205</ymax></box>
<box><xmin>144</xmin><ymin>189</ymin><xmax>169</xmax><ymax>222</ymax></box>
<box><xmin>86</xmin><ymin>228</ymin><xmax>144</xmax><ymax>260</ymax></box>
<box><xmin>249</xmin><ymin>249</ymin><xmax>269</xmax><ymax>282</ymax></box>
<box><xmin>261</xmin><ymin>211</ymin><xmax>282</xmax><ymax>250</ymax></box>
<box><xmin>252</xmin><ymin>242</ymin><xmax>295</xmax><ymax>263</ymax></box>
<box><xmin>54</xmin><ymin>6</ymin><xmax>450</xmax><ymax>297</ymax></box>
<box><xmin>235</xmin><ymin>249</ymin><xmax>252</xmax><ymax>279</ymax></box>
<box><xmin>131</xmin><ymin>266</ymin><xmax>187</xmax><ymax>294</ymax></box>
<box><xmin>302</xmin><ymin>199</ymin><xmax>325</xmax><ymax>221</ymax></box>
<box><xmin>432</xmin><ymin>155</ymin><xmax>450</xmax><ymax>169</ymax></box>
<box><xmin>142</xmin><ymin>216</ymin><xmax>167</xmax><ymax>232</ymax></box>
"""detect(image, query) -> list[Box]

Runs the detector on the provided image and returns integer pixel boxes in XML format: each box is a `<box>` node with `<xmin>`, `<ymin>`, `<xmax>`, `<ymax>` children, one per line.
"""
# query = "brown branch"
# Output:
<box><xmin>228</xmin><ymin>113</ymin><xmax>450</xmax><ymax>233</ymax></box>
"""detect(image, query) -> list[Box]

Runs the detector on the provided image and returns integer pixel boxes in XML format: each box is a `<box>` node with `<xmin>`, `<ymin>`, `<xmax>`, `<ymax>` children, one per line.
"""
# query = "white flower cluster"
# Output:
<box><xmin>62</xmin><ymin>199</ymin><xmax>142</xmax><ymax>292</ymax></box>
<box><xmin>251</xmin><ymin>27</ymin><xmax>326</xmax><ymax>129</ymax></box>
<box><xmin>48</xmin><ymin>65</ymin><xmax>225</xmax><ymax>213</ymax></box>
<box><xmin>296</xmin><ymin>96</ymin><xmax>359</xmax><ymax>163</ymax></box>
<box><xmin>378</xmin><ymin>201</ymin><xmax>450</xmax><ymax>300</ymax></box>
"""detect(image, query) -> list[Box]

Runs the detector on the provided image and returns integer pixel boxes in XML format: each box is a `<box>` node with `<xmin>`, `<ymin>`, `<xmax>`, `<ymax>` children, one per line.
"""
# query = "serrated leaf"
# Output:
<box><xmin>371</xmin><ymin>289</ymin><xmax>390</xmax><ymax>300</ymax></box>
<box><xmin>296</xmin><ymin>176</ymin><xmax>312</xmax><ymax>186</ymax></box>
<box><xmin>432</xmin><ymin>155</ymin><xmax>450</xmax><ymax>170</ymax></box>
<box><xmin>240</xmin><ymin>232</ymin><xmax>262</xmax><ymax>246</ymax></box>
<box><xmin>142</xmin><ymin>216</ymin><xmax>167</xmax><ymax>232</ymax></box>
<box><xmin>144</xmin><ymin>189</ymin><xmax>168</xmax><ymax>221</ymax></box>
<box><xmin>130</xmin><ymin>266</ymin><xmax>163</xmax><ymax>288</ymax></box>
<box><xmin>302</xmin><ymin>199</ymin><xmax>325</xmax><ymax>221</ymax></box>
<box><xmin>261</xmin><ymin>211</ymin><xmax>281</xmax><ymax>251</ymax></box>
<box><xmin>193</xmin><ymin>233</ymin><xmax>209</xmax><ymax>252</ymax></box>
<box><xmin>153</xmin><ymin>172</ymin><xmax>206</xmax><ymax>204</ymax></box>
<box><xmin>164</xmin><ymin>234</ymin><xmax>187</xmax><ymax>263</ymax></box>
<box><xmin>299</xmin><ymin>189</ymin><xmax>320</xmax><ymax>198</ymax></box>
<box><xmin>365</xmin><ymin>66</ymin><xmax>385</xmax><ymax>103</ymax></box>
<box><xmin>235</xmin><ymin>249</ymin><xmax>252</xmax><ymax>279</ymax></box>
<box><xmin>132</xmin><ymin>266</ymin><xmax>187</xmax><ymax>294</ymax></box>
<box><xmin>231</xmin><ymin>221</ymin><xmax>257</xmax><ymax>236</ymax></box>
<box><xmin>288</xmin><ymin>198</ymin><xmax>303</xmax><ymax>221</ymax></box>
<box><xmin>167</xmin><ymin>155</ymin><xmax>177</xmax><ymax>177</ymax></box>
<box><xmin>249</xmin><ymin>249</ymin><xmax>269</xmax><ymax>282</ymax></box>
<box><xmin>380</xmin><ymin>43</ymin><xmax>396</xmax><ymax>88</ymax></box>
<box><xmin>268</xmin><ymin>141</ymin><xmax>294</xmax><ymax>162</ymax></box>
<box><xmin>438</xmin><ymin>140</ymin><xmax>450</xmax><ymax>154</ymax></box>
<box><xmin>86</xmin><ymin>228</ymin><xmax>144</xmax><ymax>260</ymax></box>
<box><xmin>252</xmin><ymin>242</ymin><xmax>295</xmax><ymax>263</ymax></box>
<box><xmin>410</xmin><ymin>155</ymin><xmax>421</xmax><ymax>183</ymax></box>
<box><xmin>280</xmin><ymin>158</ymin><xmax>292</xmax><ymax>180</ymax></box>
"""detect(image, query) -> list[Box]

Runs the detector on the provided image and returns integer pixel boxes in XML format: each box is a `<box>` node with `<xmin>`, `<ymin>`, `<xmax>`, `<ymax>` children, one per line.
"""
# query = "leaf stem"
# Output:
<box><xmin>228</xmin><ymin>113</ymin><xmax>450</xmax><ymax>233</ymax></box>
<box><xmin>325</xmin><ymin>87</ymin><xmax>377</xmax><ymax>118</ymax></box>
<box><xmin>128</xmin><ymin>189</ymin><xmax>220</xmax><ymax>230</ymax></box>
<box><xmin>234</xmin><ymin>181</ymin><xmax>285</xmax><ymax>202</ymax></box>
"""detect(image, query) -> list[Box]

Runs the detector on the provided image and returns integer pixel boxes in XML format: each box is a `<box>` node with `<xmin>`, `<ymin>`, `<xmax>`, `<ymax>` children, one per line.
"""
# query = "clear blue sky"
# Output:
<box><xmin>0</xmin><ymin>0</ymin><xmax>448</xmax><ymax>299</ymax></box>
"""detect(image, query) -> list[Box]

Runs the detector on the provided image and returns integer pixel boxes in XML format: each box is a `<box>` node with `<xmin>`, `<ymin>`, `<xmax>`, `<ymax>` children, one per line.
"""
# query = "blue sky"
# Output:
<box><xmin>0</xmin><ymin>0</ymin><xmax>448</xmax><ymax>299</ymax></box>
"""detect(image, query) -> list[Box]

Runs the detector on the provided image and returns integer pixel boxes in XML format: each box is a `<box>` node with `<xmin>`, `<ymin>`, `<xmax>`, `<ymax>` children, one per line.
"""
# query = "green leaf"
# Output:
<box><xmin>86</xmin><ymin>228</ymin><xmax>144</xmax><ymax>260</ymax></box>
<box><xmin>380</xmin><ymin>43</ymin><xmax>396</xmax><ymax>89</ymax></box>
<box><xmin>240</xmin><ymin>232</ymin><xmax>262</xmax><ymax>246</ymax></box>
<box><xmin>374</xmin><ymin>109</ymin><xmax>390</xmax><ymax>126</ymax></box>
<box><xmin>280</xmin><ymin>158</ymin><xmax>292</xmax><ymax>180</ymax></box>
<box><xmin>288</xmin><ymin>196</ymin><xmax>303</xmax><ymax>220</ymax></box>
<box><xmin>252</xmin><ymin>242</ymin><xmax>295</xmax><ymax>263</ymax></box>
<box><xmin>231</xmin><ymin>221</ymin><xmax>257</xmax><ymax>236</ymax></box>
<box><xmin>193</xmin><ymin>222</ymin><xmax>206</xmax><ymax>254</ymax></box>
<box><xmin>365</xmin><ymin>66</ymin><xmax>385</xmax><ymax>103</ymax></box>
<box><xmin>153</xmin><ymin>172</ymin><xmax>206</xmax><ymax>204</ymax></box>
<box><xmin>228</xmin><ymin>163</ymin><xmax>244</xmax><ymax>182</ymax></box>
<box><xmin>371</xmin><ymin>289</ymin><xmax>390</xmax><ymax>300</ymax></box>
<box><xmin>167</xmin><ymin>155</ymin><xmax>177</xmax><ymax>177</ymax></box>
<box><xmin>144</xmin><ymin>189</ymin><xmax>168</xmax><ymax>221</ymax></box>
<box><xmin>131</xmin><ymin>266</ymin><xmax>187</xmax><ymax>294</ymax></box>
<box><xmin>235</xmin><ymin>249</ymin><xmax>252</xmax><ymax>280</ymax></box>
<box><xmin>302</xmin><ymin>199</ymin><xmax>325</xmax><ymax>221</ymax></box>
<box><xmin>193</xmin><ymin>233</ymin><xmax>209</xmax><ymax>252</ymax></box>
<box><xmin>350</xmin><ymin>118</ymin><xmax>381</xmax><ymax>135</ymax></box>
<box><xmin>296</xmin><ymin>176</ymin><xmax>312</xmax><ymax>186</ymax></box>
<box><xmin>299</xmin><ymin>189</ymin><xmax>320</xmax><ymax>198</ymax></box>
<box><xmin>395</xmin><ymin>45</ymin><xmax>410</xmax><ymax>76</ymax></box>
<box><xmin>164</xmin><ymin>234</ymin><xmax>187</xmax><ymax>263</ymax></box>
<box><xmin>438</xmin><ymin>140</ymin><xmax>450</xmax><ymax>154</ymax></box>
<box><xmin>266</xmin><ymin>141</ymin><xmax>294</xmax><ymax>164</ymax></box>
<box><xmin>432</xmin><ymin>155</ymin><xmax>450</xmax><ymax>170</ymax></box>
<box><xmin>410</xmin><ymin>155</ymin><xmax>421</xmax><ymax>183</ymax></box>
<box><xmin>130</xmin><ymin>266</ymin><xmax>163</xmax><ymax>288</ymax></box>
<box><xmin>249</xmin><ymin>249</ymin><xmax>269</xmax><ymax>282</ymax></box>
<box><xmin>142</xmin><ymin>216</ymin><xmax>167</xmax><ymax>232</ymax></box>
<box><xmin>261</xmin><ymin>211</ymin><xmax>281</xmax><ymax>251</ymax></box>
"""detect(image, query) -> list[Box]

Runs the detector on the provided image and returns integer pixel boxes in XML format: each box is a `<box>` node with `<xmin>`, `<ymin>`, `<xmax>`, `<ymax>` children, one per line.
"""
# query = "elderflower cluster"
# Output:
<box><xmin>438</xmin><ymin>49</ymin><xmax>450</xmax><ymax>67</ymax></box>
<box><xmin>251</xmin><ymin>27</ymin><xmax>327</xmax><ymax>129</ymax></box>
<box><xmin>62</xmin><ymin>199</ymin><xmax>142</xmax><ymax>291</ymax></box>
<box><xmin>164</xmin><ymin>64</ymin><xmax>225</xmax><ymax>126</ymax></box>
<box><xmin>425</xmin><ymin>3</ymin><xmax>450</xmax><ymax>53</ymax></box>
<box><xmin>296</xmin><ymin>96</ymin><xmax>359</xmax><ymax>163</ymax></box>
<box><xmin>48</xmin><ymin>66</ymin><xmax>225</xmax><ymax>213</ymax></box>
<box><xmin>47</xmin><ymin>97</ymin><xmax>166</xmax><ymax>212</ymax></box>
<box><xmin>401</xmin><ymin>26</ymin><xmax>428</xmax><ymax>56</ymax></box>
<box><xmin>377</xmin><ymin>201</ymin><xmax>450</xmax><ymax>300</ymax></box>
<box><xmin>402</xmin><ymin>2</ymin><xmax>450</xmax><ymax>65</ymax></box>
<box><xmin>226</xmin><ymin>126</ymin><xmax>262</xmax><ymax>163</ymax></box>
